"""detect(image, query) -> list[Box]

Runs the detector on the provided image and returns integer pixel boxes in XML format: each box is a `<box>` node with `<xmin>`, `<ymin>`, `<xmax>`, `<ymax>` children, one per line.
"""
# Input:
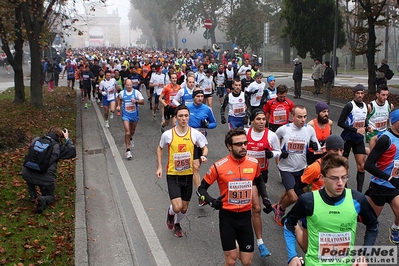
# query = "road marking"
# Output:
<box><xmin>288</xmin><ymin>93</ymin><xmax>345</xmax><ymax>109</ymax></box>
<box><xmin>93</xmin><ymin>103</ymin><xmax>171</xmax><ymax>266</ymax></box>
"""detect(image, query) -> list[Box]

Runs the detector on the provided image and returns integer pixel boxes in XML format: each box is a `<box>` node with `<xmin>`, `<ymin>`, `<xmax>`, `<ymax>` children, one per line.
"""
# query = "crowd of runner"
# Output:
<box><xmin>50</xmin><ymin>47</ymin><xmax>398</xmax><ymax>266</ymax></box>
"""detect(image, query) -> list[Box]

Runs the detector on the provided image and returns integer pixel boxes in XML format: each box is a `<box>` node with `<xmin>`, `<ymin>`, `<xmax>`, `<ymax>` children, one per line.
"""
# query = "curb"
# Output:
<box><xmin>74</xmin><ymin>89</ymin><xmax>88</xmax><ymax>266</ymax></box>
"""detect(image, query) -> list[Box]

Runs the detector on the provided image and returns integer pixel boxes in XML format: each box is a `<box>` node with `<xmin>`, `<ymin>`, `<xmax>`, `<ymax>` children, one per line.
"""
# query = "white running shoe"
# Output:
<box><xmin>105</xmin><ymin>120</ymin><xmax>109</xmax><ymax>128</ymax></box>
<box><xmin>126</xmin><ymin>151</ymin><xmax>132</xmax><ymax>160</ymax></box>
<box><xmin>130</xmin><ymin>139</ymin><xmax>134</xmax><ymax>148</ymax></box>
<box><xmin>110</xmin><ymin>112</ymin><xmax>114</xmax><ymax>119</ymax></box>
<box><xmin>97</xmin><ymin>99</ymin><xmax>100</xmax><ymax>103</ymax></box>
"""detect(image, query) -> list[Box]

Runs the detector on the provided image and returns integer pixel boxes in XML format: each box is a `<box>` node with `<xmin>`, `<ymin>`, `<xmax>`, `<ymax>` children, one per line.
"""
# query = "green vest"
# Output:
<box><xmin>306</xmin><ymin>189</ymin><xmax>357</xmax><ymax>266</ymax></box>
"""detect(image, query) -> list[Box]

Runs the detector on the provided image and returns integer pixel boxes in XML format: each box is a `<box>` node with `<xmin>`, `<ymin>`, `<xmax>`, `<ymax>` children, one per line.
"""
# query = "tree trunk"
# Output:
<box><xmin>29</xmin><ymin>39</ymin><xmax>43</xmax><ymax>108</ymax></box>
<box><xmin>350</xmin><ymin>53</ymin><xmax>356</xmax><ymax>70</ymax></box>
<box><xmin>366</xmin><ymin>16</ymin><xmax>377</xmax><ymax>94</ymax></box>
<box><xmin>210</xmin><ymin>26</ymin><xmax>216</xmax><ymax>46</ymax></box>
<box><xmin>283</xmin><ymin>37</ymin><xmax>290</xmax><ymax>64</ymax></box>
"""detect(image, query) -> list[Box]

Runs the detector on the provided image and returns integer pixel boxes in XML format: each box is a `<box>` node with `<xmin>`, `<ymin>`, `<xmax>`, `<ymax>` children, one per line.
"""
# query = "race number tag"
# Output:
<box><xmin>247</xmin><ymin>150</ymin><xmax>266</xmax><ymax>169</ymax></box>
<box><xmin>125</xmin><ymin>102</ymin><xmax>136</xmax><ymax>113</ymax></box>
<box><xmin>228</xmin><ymin>181</ymin><xmax>252</xmax><ymax>205</ymax></box>
<box><xmin>374</xmin><ymin>118</ymin><xmax>387</xmax><ymax>130</ymax></box>
<box><xmin>353</xmin><ymin>120</ymin><xmax>365</xmax><ymax>129</ymax></box>
<box><xmin>273</xmin><ymin>109</ymin><xmax>287</xmax><ymax>124</ymax></box>
<box><xmin>204</xmin><ymin>87</ymin><xmax>212</xmax><ymax>93</ymax></box>
<box><xmin>108</xmin><ymin>88</ymin><xmax>115</xmax><ymax>95</ymax></box>
<box><xmin>287</xmin><ymin>137</ymin><xmax>306</xmax><ymax>154</ymax></box>
<box><xmin>318</xmin><ymin>232</ymin><xmax>351</xmax><ymax>261</ymax></box>
<box><xmin>173</xmin><ymin>152</ymin><xmax>191</xmax><ymax>171</ymax></box>
<box><xmin>233</xmin><ymin>103</ymin><xmax>245</xmax><ymax>116</ymax></box>
<box><xmin>391</xmin><ymin>160</ymin><xmax>399</xmax><ymax>178</ymax></box>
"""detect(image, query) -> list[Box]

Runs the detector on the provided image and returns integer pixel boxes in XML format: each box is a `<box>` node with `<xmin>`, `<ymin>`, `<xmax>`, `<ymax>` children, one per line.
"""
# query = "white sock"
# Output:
<box><xmin>392</xmin><ymin>223</ymin><xmax>399</xmax><ymax>230</ymax></box>
<box><xmin>175</xmin><ymin>212</ymin><xmax>185</xmax><ymax>224</ymax></box>
<box><xmin>168</xmin><ymin>205</ymin><xmax>175</xmax><ymax>216</ymax></box>
<box><xmin>257</xmin><ymin>239</ymin><xmax>264</xmax><ymax>246</ymax></box>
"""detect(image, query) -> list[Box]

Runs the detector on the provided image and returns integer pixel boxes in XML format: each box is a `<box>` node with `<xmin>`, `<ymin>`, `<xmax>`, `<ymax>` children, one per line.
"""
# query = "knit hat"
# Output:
<box><xmin>267</xmin><ymin>75</ymin><xmax>275</xmax><ymax>83</ymax></box>
<box><xmin>315</xmin><ymin>101</ymin><xmax>329</xmax><ymax>113</ymax></box>
<box><xmin>353</xmin><ymin>84</ymin><xmax>365</xmax><ymax>93</ymax></box>
<box><xmin>325</xmin><ymin>135</ymin><xmax>344</xmax><ymax>150</ymax></box>
<box><xmin>390</xmin><ymin>109</ymin><xmax>399</xmax><ymax>124</ymax></box>
<box><xmin>250</xmin><ymin>108</ymin><xmax>266</xmax><ymax>121</ymax></box>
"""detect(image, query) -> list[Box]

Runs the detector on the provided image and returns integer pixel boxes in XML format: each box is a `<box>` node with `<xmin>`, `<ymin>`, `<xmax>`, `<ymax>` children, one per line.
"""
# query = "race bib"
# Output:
<box><xmin>391</xmin><ymin>160</ymin><xmax>399</xmax><ymax>178</ymax></box>
<box><xmin>318</xmin><ymin>232</ymin><xmax>351</xmax><ymax>261</ymax></box>
<box><xmin>233</xmin><ymin>103</ymin><xmax>245</xmax><ymax>116</ymax></box>
<box><xmin>228</xmin><ymin>181</ymin><xmax>252</xmax><ymax>205</ymax></box>
<box><xmin>173</xmin><ymin>152</ymin><xmax>191</xmax><ymax>171</ymax></box>
<box><xmin>374</xmin><ymin>118</ymin><xmax>387</xmax><ymax>130</ymax></box>
<box><xmin>353</xmin><ymin>120</ymin><xmax>365</xmax><ymax>129</ymax></box>
<box><xmin>125</xmin><ymin>102</ymin><xmax>136</xmax><ymax>113</ymax></box>
<box><xmin>204</xmin><ymin>87</ymin><xmax>212</xmax><ymax>93</ymax></box>
<box><xmin>108</xmin><ymin>89</ymin><xmax>115</xmax><ymax>95</ymax></box>
<box><xmin>247</xmin><ymin>150</ymin><xmax>266</xmax><ymax>169</ymax></box>
<box><xmin>273</xmin><ymin>109</ymin><xmax>287</xmax><ymax>124</ymax></box>
<box><xmin>287</xmin><ymin>137</ymin><xmax>306</xmax><ymax>154</ymax></box>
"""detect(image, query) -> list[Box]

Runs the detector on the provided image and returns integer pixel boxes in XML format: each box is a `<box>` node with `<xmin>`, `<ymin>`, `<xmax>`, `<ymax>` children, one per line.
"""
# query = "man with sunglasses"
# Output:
<box><xmin>283</xmin><ymin>154</ymin><xmax>378</xmax><ymax>266</ymax></box>
<box><xmin>198</xmin><ymin>127</ymin><xmax>271</xmax><ymax>266</ymax></box>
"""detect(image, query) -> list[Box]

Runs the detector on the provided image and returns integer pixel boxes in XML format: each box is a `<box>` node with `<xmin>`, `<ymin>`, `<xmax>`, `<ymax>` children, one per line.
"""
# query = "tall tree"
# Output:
<box><xmin>0</xmin><ymin>0</ymin><xmax>25</xmax><ymax>103</ymax></box>
<box><xmin>281</xmin><ymin>0</ymin><xmax>346</xmax><ymax>60</ymax></box>
<box><xmin>225</xmin><ymin>0</ymin><xmax>267</xmax><ymax>55</ymax></box>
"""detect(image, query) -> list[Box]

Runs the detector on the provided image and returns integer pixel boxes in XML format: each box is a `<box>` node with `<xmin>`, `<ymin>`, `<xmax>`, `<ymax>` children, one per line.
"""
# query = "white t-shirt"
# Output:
<box><xmin>246</xmin><ymin>81</ymin><xmax>266</xmax><ymax>107</ymax></box>
<box><xmin>100</xmin><ymin>78</ymin><xmax>118</xmax><ymax>101</ymax></box>
<box><xmin>150</xmin><ymin>73</ymin><xmax>166</xmax><ymax>95</ymax></box>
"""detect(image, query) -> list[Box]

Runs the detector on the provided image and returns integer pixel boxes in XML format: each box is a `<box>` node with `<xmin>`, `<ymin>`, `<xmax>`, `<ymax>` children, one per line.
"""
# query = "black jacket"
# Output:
<box><xmin>293</xmin><ymin>62</ymin><xmax>303</xmax><ymax>81</ymax></box>
<box><xmin>323</xmin><ymin>66</ymin><xmax>334</xmax><ymax>84</ymax></box>
<box><xmin>22</xmin><ymin>133</ymin><xmax>76</xmax><ymax>186</ymax></box>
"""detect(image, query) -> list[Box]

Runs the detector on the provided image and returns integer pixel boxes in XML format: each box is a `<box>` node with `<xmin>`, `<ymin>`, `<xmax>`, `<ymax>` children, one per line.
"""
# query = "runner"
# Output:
<box><xmin>159</xmin><ymin>73</ymin><xmax>181</xmax><ymax>133</ymax></box>
<box><xmin>81</xmin><ymin>65</ymin><xmax>95</xmax><ymax>109</ymax></box>
<box><xmin>62</xmin><ymin>60</ymin><xmax>77</xmax><ymax>94</ymax></box>
<box><xmin>306</xmin><ymin>101</ymin><xmax>333</xmax><ymax>165</ymax></box>
<box><xmin>197</xmin><ymin>127</ymin><xmax>271</xmax><ymax>266</ymax></box>
<box><xmin>149</xmin><ymin>66</ymin><xmax>165</xmax><ymax>119</ymax></box>
<box><xmin>99</xmin><ymin>71</ymin><xmax>118</xmax><ymax>128</ymax></box>
<box><xmin>246</xmin><ymin>109</ymin><xmax>281</xmax><ymax>258</ymax></box>
<box><xmin>186</xmin><ymin>88</ymin><xmax>217</xmax><ymax>206</ymax></box>
<box><xmin>220</xmin><ymin>78</ymin><xmax>248</xmax><ymax>129</ymax></box>
<box><xmin>214</xmin><ymin>63</ymin><xmax>227</xmax><ymax>105</ymax></box>
<box><xmin>272</xmin><ymin>105</ymin><xmax>320</xmax><ymax>226</ymax></box>
<box><xmin>199</xmin><ymin>68</ymin><xmax>214</xmax><ymax>108</ymax></box>
<box><xmin>338</xmin><ymin>84</ymin><xmax>371</xmax><ymax>192</ymax></box>
<box><xmin>364</xmin><ymin>108</ymin><xmax>399</xmax><ymax>245</ymax></box>
<box><xmin>116</xmin><ymin>79</ymin><xmax>144</xmax><ymax>160</ymax></box>
<box><xmin>172</xmin><ymin>76</ymin><xmax>196</xmax><ymax>107</ymax></box>
<box><xmin>156</xmin><ymin>105</ymin><xmax>208</xmax><ymax>237</ymax></box>
<box><xmin>283</xmin><ymin>154</ymin><xmax>379</xmax><ymax>266</ymax></box>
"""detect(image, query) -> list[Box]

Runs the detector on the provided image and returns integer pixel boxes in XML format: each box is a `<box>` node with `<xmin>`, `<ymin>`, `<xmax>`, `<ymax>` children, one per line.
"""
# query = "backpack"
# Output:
<box><xmin>24</xmin><ymin>136</ymin><xmax>56</xmax><ymax>173</ymax></box>
<box><xmin>386</xmin><ymin>69</ymin><xmax>394</xmax><ymax>80</ymax></box>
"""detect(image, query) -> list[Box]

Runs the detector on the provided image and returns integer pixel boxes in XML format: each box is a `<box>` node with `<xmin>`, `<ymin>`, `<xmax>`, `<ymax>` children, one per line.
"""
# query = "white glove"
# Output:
<box><xmin>102</xmin><ymin>91</ymin><xmax>107</xmax><ymax>96</ymax></box>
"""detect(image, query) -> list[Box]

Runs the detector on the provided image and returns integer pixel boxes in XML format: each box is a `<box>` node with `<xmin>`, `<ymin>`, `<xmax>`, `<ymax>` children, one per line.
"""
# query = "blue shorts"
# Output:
<box><xmin>217</xmin><ymin>86</ymin><xmax>226</xmax><ymax>98</ymax></box>
<box><xmin>122</xmin><ymin>114</ymin><xmax>139</xmax><ymax>123</ymax></box>
<box><xmin>102</xmin><ymin>98</ymin><xmax>115</xmax><ymax>107</ymax></box>
<box><xmin>228</xmin><ymin>116</ymin><xmax>244</xmax><ymax>129</ymax></box>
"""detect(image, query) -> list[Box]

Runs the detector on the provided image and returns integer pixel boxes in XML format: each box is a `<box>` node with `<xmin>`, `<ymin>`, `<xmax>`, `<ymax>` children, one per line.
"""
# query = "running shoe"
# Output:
<box><xmin>166</xmin><ymin>210</ymin><xmax>174</xmax><ymax>230</ymax></box>
<box><xmin>126</xmin><ymin>151</ymin><xmax>132</xmax><ymax>160</ymax></box>
<box><xmin>130</xmin><ymin>139</ymin><xmax>134</xmax><ymax>148</ymax></box>
<box><xmin>84</xmin><ymin>104</ymin><xmax>88</xmax><ymax>109</ymax></box>
<box><xmin>160</xmin><ymin>123</ymin><xmax>165</xmax><ymax>133</ymax></box>
<box><xmin>97</xmin><ymin>99</ymin><xmax>100</xmax><ymax>103</ymax></box>
<box><xmin>153</xmin><ymin>113</ymin><xmax>156</xmax><ymax>119</ymax></box>
<box><xmin>117</xmin><ymin>111</ymin><xmax>121</xmax><ymax>116</ymax></box>
<box><xmin>390</xmin><ymin>227</ymin><xmax>399</xmax><ymax>245</ymax></box>
<box><xmin>271</xmin><ymin>203</ymin><xmax>277</xmax><ymax>214</ymax></box>
<box><xmin>110</xmin><ymin>112</ymin><xmax>114</xmax><ymax>119</ymax></box>
<box><xmin>88</xmin><ymin>101</ymin><xmax>91</xmax><ymax>107</ymax></box>
<box><xmin>104</xmin><ymin>120</ymin><xmax>109</xmax><ymax>128</ymax></box>
<box><xmin>273</xmin><ymin>204</ymin><xmax>285</xmax><ymax>227</ymax></box>
<box><xmin>258</xmin><ymin>243</ymin><xmax>271</xmax><ymax>258</ymax></box>
<box><xmin>174</xmin><ymin>223</ymin><xmax>184</xmax><ymax>237</ymax></box>
<box><xmin>36</xmin><ymin>197</ymin><xmax>46</xmax><ymax>214</ymax></box>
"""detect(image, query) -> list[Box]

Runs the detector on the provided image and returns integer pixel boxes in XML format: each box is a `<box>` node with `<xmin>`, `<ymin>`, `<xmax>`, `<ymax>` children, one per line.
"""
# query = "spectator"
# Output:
<box><xmin>323</xmin><ymin>61</ymin><xmax>334</xmax><ymax>105</ymax></box>
<box><xmin>22</xmin><ymin>127</ymin><xmax>76</xmax><ymax>213</ymax></box>
<box><xmin>292</xmin><ymin>58</ymin><xmax>303</xmax><ymax>99</ymax></box>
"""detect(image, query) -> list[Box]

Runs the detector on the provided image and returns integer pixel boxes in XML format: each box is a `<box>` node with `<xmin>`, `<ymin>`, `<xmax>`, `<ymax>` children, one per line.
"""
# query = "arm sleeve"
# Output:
<box><xmin>364</xmin><ymin>135</ymin><xmax>391</xmax><ymax>180</ymax></box>
<box><xmin>284</xmin><ymin>193</ymin><xmax>314</xmax><ymax>263</ymax></box>
<box><xmin>259</xmin><ymin>90</ymin><xmax>268</xmax><ymax>107</ymax></box>
<box><xmin>59</xmin><ymin>140</ymin><xmax>77</xmax><ymax>159</ymax></box>
<box><xmin>206</xmin><ymin>108</ymin><xmax>217</xmax><ymax>129</ymax></box>
<box><xmin>337</xmin><ymin>103</ymin><xmax>357</xmax><ymax>132</ymax></box>
<box><xmin>268</xmin><ymin>131</ymin><xmax>281</xmax><ymax>158</ymax></box>
<box><xmin>172</xmin><ymin>90</ymin><xmax>183</xmax><ymax>106</ymax></box>
<box><xmin>220</xmin><ymin>96</ymin><xmax>229</xmax><ymax>117</ymax></box>
<box><xmin>352</xmin><ymin>191</ymin><xmax>379</xmax><ymax>246</ymax></box>
<box><xmin>254</xmin><ymin>175</ymin><xmax>267</xmax><ymax>199</ymax></box>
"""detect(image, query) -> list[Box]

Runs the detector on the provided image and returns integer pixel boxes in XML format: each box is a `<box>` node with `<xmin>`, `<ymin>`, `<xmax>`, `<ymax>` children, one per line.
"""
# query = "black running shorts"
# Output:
<box><xmin>166</xmin><ymin>174</ymin><xmax>193</xmax><ymax>201</ymax></box>
<box><xmin>365</xmin><ymin>182</ymin><xmax>399</xmax><ymax>206</ymax></box>
<box><xmin>219</xmin><ymin>209</ymin><xmax>254</xmax><ymax>252</ymax></box>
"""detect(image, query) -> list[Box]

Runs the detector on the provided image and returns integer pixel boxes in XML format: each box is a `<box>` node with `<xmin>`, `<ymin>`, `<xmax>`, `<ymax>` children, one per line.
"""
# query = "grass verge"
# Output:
<box><xmin>0</xmin><ymin>86</ymin><xmax>76</xmax><ymax>265</ymax></box>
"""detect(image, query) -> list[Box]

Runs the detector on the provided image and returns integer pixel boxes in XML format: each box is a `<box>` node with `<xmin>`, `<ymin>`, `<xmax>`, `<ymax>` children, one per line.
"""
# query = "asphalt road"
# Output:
<box><xmin>95</xmin><ymin>87</ymin><xmax>397</xmax><ymax>266</ymax></box>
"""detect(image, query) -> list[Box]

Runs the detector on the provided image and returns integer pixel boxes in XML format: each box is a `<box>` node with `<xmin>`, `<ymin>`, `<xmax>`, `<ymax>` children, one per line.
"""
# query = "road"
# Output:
<box><xmin>1</xmin><ymin>68</ymin><xmax>397</xmax><ymax>265</ymax></box>
<box><xmin>92</xmin><ymin>84</ymin><xmax>397</xmax><ymax>266</ymax></box>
